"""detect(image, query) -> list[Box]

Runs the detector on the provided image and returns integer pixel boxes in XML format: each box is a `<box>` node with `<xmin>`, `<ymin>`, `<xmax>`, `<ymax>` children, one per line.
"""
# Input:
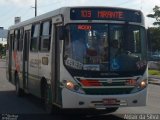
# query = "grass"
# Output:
<box><xmin>148</xmin><ymin>70</ymin><xmax>160</xmax><ymax>77</ymax></box>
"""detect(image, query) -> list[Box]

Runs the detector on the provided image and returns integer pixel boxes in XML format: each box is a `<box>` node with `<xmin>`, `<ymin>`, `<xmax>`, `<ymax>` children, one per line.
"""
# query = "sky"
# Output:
<box><xmin>0</xmin><ymin>0</ymin><xmax>160</xmax><ymax>29</ymax></box>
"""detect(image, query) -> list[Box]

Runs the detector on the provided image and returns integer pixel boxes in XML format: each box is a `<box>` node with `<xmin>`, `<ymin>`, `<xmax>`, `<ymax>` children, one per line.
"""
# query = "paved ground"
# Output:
<box><xmin>0</xmin><ymin>68</ymin><xmax>45</xmax><ymax>114</ymax></box>
<box><xmin>114</xmin><ymin>84</ymin><xmax>160</xmax><ymax>114</ymax></box>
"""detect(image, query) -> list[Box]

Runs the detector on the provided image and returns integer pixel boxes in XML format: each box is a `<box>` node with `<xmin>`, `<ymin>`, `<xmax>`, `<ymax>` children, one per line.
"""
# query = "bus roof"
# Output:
<box><xmin>9</xmin><ymin>6</ymin><xmax>143</xmax><ymax>30</ymax></box>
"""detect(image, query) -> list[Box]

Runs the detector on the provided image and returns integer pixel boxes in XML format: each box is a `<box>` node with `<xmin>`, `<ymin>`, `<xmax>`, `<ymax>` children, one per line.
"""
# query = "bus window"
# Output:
<box><xmin>39</xmin><ymin>21</ymin><xmax>51</xmax><ymax>52</ymax></box>
<box><xmin>110</xmin><ymin>25</ymin><xmax>124</xmax><ymax>59</ymax></box>
<box><xmin>14</xmin><ymin>30</ymin><xmax>19</xmax><ymax>51</ymax></box>
<box><xmin>128</xmin><ymin>26</ymin><xmax>141</xmax><ymax>53</ymax></box>
<box><xmin>10</xmin><ymin>34</ymin><xmax>14</xmax><ymax>50</ymax></box>
<box><xmin>31</xmin><ymin>24</ymin><xmax>40</xmax><ymax>52</ymax></box>
<box><xmin>64</xmin><ymin>24</ymin><xmax>109</xmax><ymax>71</ymax></box>
<box><xmin>18</xmin><ymin>28</ymin><xmax>24</xmax><ymax>51</ymax></box>
<box><xmin>16</xmin><ymin>29</ymin><xmax>20</xmax><ymax>51</ymax></box>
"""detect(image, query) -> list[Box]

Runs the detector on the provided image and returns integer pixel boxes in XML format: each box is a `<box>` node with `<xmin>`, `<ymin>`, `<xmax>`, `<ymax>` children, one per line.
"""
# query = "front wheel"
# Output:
<box><xmin>104</xmin><ymin>107</ymin><xmax>119</xmax><ymax>113</ymax></box>
<box><xmin>90</xmin><ymin>107</ymin><xmax>119</xmax><ymax>115</ymax></box>
<box><xmin>87</xmin><ymin>107</ymin><xmax>119</xmax><ymax>115</ymax></box>
<box><xmin>61</xmin><ymin>107</ymin><xmax>119</xmax><ymax>115</ymax></box>
<box><xmin>41</xmin><ymin>81</ymin><xmax>53</xmax><ymax>113</ymax></box>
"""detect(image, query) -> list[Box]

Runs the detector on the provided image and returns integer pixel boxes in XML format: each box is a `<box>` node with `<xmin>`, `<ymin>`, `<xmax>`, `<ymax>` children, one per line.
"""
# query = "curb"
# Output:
<box><xmin>0</xmin><ymin>59</ymin><xmax>6</xmax><ymax>62</ymax></box>
<box><xmin>149</xmin><ymin>81</ymin><xmax>160</xmax><ymax>85</ymax></box>
<box><xmin>148</xmin><ymin>78</ymin><xmax>160</xmax><ymax>86</ymax></box>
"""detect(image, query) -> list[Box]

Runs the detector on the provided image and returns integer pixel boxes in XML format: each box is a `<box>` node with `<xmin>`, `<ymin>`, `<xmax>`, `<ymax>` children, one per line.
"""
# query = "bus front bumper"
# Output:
<box><xmin>61</xmin><ymin>87</ymin><xmax>147</xmax><ymax>109</ymax></box>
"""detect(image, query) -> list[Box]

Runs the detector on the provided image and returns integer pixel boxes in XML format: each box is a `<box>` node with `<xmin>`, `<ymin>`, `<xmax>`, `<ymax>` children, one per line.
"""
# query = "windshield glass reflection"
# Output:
<box><xmin>64</xmin><ymin>24</ymin><xmax>147</xmax><ymax>72</ymax></box>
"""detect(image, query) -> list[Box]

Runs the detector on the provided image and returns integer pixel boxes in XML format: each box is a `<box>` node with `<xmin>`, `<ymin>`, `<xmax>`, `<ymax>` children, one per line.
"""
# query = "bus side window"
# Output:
<box><xmin>15</xmin><ymin>29</ymin><xmax>21</xmax><ymax>51</ymax></box>
<box><xmin>11</xmin><ymin>35</ymin><xmax>15</xmax><ymax>51</ymax></box>
<box><xmin>14</xmin><ymin>30</ymin><xmax>18</xmax><ymax>51</ymax></box>
<box><xmin>31</xmin><ymin>24</ymin><xmax>40</xmax><ymax>52</ymax></box>
<box><xmin>39</xmin><ymin>20</ymin><xmax>51</xmax><ymax>52</ymax></box>
<box><xmin>18</xmin><ymin>28</ymin><xmax>24</xmax><ymax>51</ymax></box>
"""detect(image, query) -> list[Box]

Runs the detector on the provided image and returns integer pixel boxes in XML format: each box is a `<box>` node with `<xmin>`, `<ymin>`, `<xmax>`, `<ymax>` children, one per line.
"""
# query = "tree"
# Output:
<box><xmin>147</xmin><ymin>5</ymin><xmax>160</xmax><ymax>26</ymax></box>
<box><xmin>0</xmin><ymin>43</ymin><xmax>6</xmax><ymax>58</ymax></box>
<box><xmin>148</xmin><ymin>27</ymin><xmax>160</xmax><ymax>52</ymax></box>
<box><xmin>0</xmin><ymin>43</ymin><xmax>3</xmax><ymax>58</ymax></box>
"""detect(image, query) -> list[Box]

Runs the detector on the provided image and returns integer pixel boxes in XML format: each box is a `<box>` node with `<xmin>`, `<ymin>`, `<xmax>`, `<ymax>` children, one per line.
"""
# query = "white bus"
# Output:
<box><xmin>6</xmin><ymin>6</ymin><xmax>148</xmax><ymax>114</ymax></box>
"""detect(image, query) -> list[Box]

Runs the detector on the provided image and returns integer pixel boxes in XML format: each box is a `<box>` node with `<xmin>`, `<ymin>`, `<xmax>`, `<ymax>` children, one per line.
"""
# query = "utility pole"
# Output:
<box><xmin>140</xmin><ymin>0</ymin><xmax>142</xmax><ymax>10</ymax></box>
<box><xmin>31</xmin><ymin>0</ymin><xmax>37</xmax><ymax>17</ymax></box>
<box><xmin>35</xmin><ymin>0</ymin><xmax>37</xmax><ymax>17</ymax></box>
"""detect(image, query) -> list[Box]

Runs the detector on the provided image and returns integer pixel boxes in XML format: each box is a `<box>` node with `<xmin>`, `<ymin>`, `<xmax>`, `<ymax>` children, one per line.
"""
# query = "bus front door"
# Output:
<box><xmin>8</xmin><ymin>34</ymin><xmax>14</xmax><ymax>83</ymax></box>
<box><xmin>23</xmin><ymin>30</ymin><xmax>30</xmax><ymax>90</ymax></box>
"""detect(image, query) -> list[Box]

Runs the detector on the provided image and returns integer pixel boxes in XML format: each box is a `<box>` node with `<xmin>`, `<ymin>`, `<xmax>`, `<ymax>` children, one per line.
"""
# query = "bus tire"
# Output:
<box><xmin>104</xmin><ymin>107</ymin><xmax>118</xmax><ymax>113</ymax></box>
<box><xmin>85</xmin><ymin>107</ymin><xmax>119</xmax><ymax>115</ymax></box>
<box><xmin>86</xmin><ymin>107</ymin><xmax>118</xmax><ymax>115</ymax></box>
<box><xmin>15</xmin><ymin>74</ymin><xmax>24</xmax><ymax>97</ymax></box>
<box><xmin>41</xmin><ymin>80</ymin><xmax>53</xmax><ymax>114</ymax></box>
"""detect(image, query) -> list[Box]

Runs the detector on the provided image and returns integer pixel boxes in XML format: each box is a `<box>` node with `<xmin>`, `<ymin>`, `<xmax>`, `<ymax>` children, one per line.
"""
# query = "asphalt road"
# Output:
<box><xmin>0</xmin><ymin>60</ymin><xmax>160</xmax><ymax>120</ymax></box>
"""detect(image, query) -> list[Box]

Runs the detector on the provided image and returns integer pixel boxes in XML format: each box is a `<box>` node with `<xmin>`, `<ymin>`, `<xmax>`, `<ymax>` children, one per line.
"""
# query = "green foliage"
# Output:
<box><xmin>147</xmin><ymin>5</ymin><xmax>160</xmax><ymax>26</ymax></box>
<box><xmin>0</xmin><ymin>43</ymin><xmax>6</xmax><ymax>57</ymax></box>
<box><xmin>148</xmin><ymin>27</ymin><xmax>160</xmax><ymax>51</ymax></box>
<box><xmin>149</xmin><ymin>70</ymin><xmax>160</xmax><ymax>77</ymax></box>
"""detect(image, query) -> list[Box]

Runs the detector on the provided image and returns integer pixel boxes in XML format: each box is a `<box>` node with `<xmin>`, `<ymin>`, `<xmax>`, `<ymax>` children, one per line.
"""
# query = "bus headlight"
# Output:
<box><xmin>138</xmin><ymin>80</ymin><xmax>147</xmax><ymax>89</ymax></box>
<box><xmin>66</xmin><ymin>81</ymin><xmax>75</xmax><ymax>90</ymax></box>
<box><xmin>62</xmin><ymin>80</ymin><xmax>85</xmax><ymax>94</ymax></box>
<box><xmin>131</xmin><ymin>80</ymin><xmax>147</xmax><ymax>93</ymax></box>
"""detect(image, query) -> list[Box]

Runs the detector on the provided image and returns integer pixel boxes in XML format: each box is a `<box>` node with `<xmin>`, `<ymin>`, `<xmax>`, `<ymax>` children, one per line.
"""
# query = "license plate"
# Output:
<box><xmin>103</xmin><ymin>99</ymin><xmax>117</xmax><ymax>105</ymax></box>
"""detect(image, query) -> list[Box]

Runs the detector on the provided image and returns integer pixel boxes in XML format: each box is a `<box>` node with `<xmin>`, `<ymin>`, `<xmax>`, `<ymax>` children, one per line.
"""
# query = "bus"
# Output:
<box><xmin>6</xmin><ymin>6</ymin><xmax>148</xmax><ymax>114</ymax></box>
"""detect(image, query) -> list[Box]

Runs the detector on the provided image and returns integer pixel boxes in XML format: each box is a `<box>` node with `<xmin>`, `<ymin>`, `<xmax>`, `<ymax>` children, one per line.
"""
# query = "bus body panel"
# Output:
<box><xmin>28</xmin><ymin>52</ymin><xmax>41</xmax><ymax>97</ymax></box>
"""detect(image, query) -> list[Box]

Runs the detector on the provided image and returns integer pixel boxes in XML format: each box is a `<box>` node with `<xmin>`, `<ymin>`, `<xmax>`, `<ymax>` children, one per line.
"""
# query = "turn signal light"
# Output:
<box><xmin>126</xmin><ymin>79</ymin><xmax>136</xmax><ymax>86</ymax></box>
<box><xmin>80</xmin><ymin>80</ymin><xmax>102</xmax><ymax>86</ymax></box>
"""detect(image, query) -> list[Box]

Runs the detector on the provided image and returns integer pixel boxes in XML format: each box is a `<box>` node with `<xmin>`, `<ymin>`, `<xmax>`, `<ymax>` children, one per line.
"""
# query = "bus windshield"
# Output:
<box><xmin>64</xmin><ymin>23</ymin><xmax>147</xmax><ymax>73</ymax></box>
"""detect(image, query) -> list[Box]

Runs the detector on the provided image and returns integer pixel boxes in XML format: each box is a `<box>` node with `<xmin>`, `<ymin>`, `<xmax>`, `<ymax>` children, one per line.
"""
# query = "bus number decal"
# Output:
<box><xmin>65</xmin><ymin>58</ymin><xmax>83</xmax><ymax>70</ymax></box>
<box><xmin>81</xmin><ymin>10</ymin><xmax>92</xmax><ymax>18</ymax></box>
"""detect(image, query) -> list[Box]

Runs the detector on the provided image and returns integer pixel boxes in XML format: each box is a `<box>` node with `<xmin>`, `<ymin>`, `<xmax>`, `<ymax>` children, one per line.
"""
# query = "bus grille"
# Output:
<box><xmin>75</xmin><ymin>77</ymin><xmax>140</xmax><ymax>95</ymax></box>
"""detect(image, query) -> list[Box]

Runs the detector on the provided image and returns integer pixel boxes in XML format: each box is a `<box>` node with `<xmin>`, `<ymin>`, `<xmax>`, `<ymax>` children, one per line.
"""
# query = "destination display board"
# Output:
<box><xmin>70</xmin><ymin>8</ymin><xmax>142</xmax><ymax>23</ymax></box>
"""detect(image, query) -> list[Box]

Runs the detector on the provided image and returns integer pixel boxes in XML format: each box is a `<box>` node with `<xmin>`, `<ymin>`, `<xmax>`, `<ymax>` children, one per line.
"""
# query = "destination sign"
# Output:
<box><xmin>70</xmin><ymin>8</ymin><xmax>142</xmax><ymax>23</ymax></box>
